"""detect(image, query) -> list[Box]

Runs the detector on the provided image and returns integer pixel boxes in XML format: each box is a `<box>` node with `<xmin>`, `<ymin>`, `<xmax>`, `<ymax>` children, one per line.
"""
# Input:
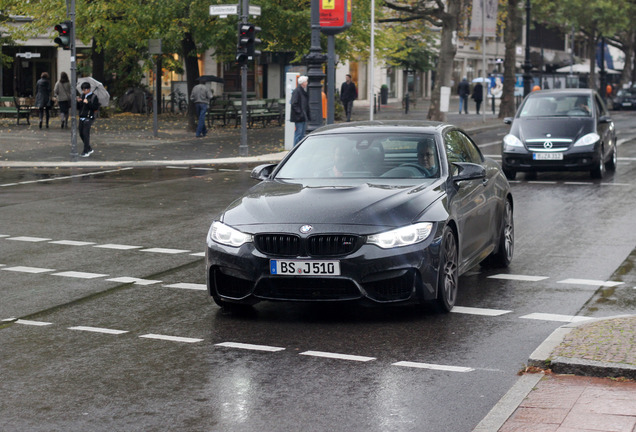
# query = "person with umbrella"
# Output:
<box><xmin>191</xmin><ymin>77</ymin><xmax>214</xmax><ymax>137</ymax></box>
<box><xmin>76</xmin><ymin>81</ymin><xmax>100</xmax><ymax>157</ymax></box>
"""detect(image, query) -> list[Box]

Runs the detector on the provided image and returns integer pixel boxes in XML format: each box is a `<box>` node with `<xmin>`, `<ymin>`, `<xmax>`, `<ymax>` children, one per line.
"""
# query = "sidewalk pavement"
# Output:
<box><xmin>2</xmin><ymin>98</ymin><xmax>635</xmax><ymax>432</ymax></box>
<box><xmin>0</xmin><ymin>97</ymin><xmax>502</xmax><ymax>168</ymax></box>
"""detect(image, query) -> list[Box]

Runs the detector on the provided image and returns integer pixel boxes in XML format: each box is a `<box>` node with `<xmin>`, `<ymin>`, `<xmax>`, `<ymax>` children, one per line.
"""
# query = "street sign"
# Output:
<box><xmin>148</xmin><ymin>39</ymin><xmax>162</xmax><ymax>55</ymax></box>
<box><xmin>210</xmin><ymin>4</ymin><xmax>238</xmax><ymax>17</ymax></box>
<box><xmin>16</xmin><ymin>52</ymin><xmax>42</xmax><ymax>59</ymax></box>
<box><xmin>248</xmin><ymin>5</ymin><xmax>261</xmax><ymax>16</ymax></box>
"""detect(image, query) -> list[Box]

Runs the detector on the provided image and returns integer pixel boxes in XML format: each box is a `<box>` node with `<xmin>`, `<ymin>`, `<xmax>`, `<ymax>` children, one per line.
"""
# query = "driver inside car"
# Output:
<box><xmin>417</xmin><ymin>139</ymin><xmax>439</xmax><ymax>177</ymax></box>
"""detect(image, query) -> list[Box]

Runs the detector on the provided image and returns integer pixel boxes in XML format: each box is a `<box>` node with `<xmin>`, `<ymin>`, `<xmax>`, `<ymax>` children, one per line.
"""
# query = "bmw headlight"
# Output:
<box><xmin>209</xmin><ymin>221</ymin><xmax>253</xmax><ymax>247</ymax></box>
<box><xmin>503</xmin><ymin>134</ymin><xmax>524</xmax><ymax>150</ymax></box>
<box><xmin>573</xmin><ymin>133</ymin><xmax>600</xmax><ymax>147</ymax></box>
<box><xmin>367</xmin><ymin>222</ymin><xmax>434</xmax><ymax>249</ymax></box>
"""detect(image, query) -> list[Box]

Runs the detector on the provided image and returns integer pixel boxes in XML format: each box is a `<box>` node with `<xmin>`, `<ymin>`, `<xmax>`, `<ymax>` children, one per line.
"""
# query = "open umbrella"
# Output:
<box><xmin>76</xmin><ymin>77</ymin><xmax>110</xmax><ymax>107</ymax></box>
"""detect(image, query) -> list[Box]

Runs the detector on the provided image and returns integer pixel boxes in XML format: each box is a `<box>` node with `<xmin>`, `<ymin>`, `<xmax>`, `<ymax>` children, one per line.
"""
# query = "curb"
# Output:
<box><xmin>528</xmin><ymin>314</ymin><xmax>636</xmax><ymax>379</ymax></box>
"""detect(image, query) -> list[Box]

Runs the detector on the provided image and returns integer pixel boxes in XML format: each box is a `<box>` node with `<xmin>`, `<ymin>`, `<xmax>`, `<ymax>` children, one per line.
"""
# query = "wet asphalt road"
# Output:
<box><xmin>1</xmin><ymin>115</ymin><xmax>636</xmax><ymax>432</ymax></box>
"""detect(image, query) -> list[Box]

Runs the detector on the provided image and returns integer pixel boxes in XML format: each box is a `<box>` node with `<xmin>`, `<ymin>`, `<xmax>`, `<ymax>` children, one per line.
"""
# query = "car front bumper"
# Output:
<box><xmin>502</xmin><ymin>146</ymin><xmax>600</xmax><ymax>172</ymax></box>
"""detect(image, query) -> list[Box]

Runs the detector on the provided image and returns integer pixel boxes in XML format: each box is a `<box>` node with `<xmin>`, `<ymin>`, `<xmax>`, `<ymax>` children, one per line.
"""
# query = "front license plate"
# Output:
<box><xmin>270</xmin><ymin>260</ymin><xmax>341</xmax><ymax>276</ymax></box>
<box><xmin>533</xmin><ymin>153</ymin><xmax>563</xmax><ymax>160</ymax></box>
<box><xmin>622</xmin><ymin>102</ymin><xmax>632</xmax><ymax>107</ymax></box>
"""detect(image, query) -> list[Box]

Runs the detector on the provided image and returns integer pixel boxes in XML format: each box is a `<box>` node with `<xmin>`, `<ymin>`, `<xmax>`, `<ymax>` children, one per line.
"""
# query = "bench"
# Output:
<box><xmin>246</xmin><ymin>99</ymin><xmax>284</xmax><ymax>127</ymax></box>
<box><xmin>206</xmin><ymin>98</ymin><xmax>233</xmax><ymax>127</ymax></box>
<box><xmin>0</xmin><ymin>96</ymin><xmax>31</xmax><ymax>125</ymax></box>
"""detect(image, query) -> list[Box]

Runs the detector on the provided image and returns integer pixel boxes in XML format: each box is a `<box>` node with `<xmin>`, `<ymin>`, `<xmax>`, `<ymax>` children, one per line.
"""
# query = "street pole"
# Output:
<box><xmin>239</xmin><ymin>0</ymin><xmax>249</xmax><ymax>156</ymax></box>
<box><xmin>327</xmin><ymin>35</ymin><xmax>335</xmax><ymax>125</ymax></box>
<box><xmin>369</xmin><ymin>0</ymin><xmax>375</xmax><ymax>120</ymax></box>
<box><xmin>481</xmin><ymin>0</ymin><xmax>486</xmax><ymax>122</ymax></box>
<box><xmin>599</xmin><ymin>36</ymin><xmax>607</xmax><ymax>101</ymax></box>
<box><xmin>522</xmin><ymin>0</ymin><xmax>532</xmax><ymax>97</ymax></box>
<box><xmin>306</xmin><ymin>0</ymin><xmax>326</xmax><ymax>132</ymax></box>
<box><xmin>69</xmin><ymin>0</ymin><xmax>78</xmax><ymax>160</ymax></box>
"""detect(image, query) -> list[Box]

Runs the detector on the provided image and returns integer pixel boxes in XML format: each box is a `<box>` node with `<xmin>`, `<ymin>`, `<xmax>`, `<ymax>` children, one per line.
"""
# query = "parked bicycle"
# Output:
<box><xmin>165</xmin><ymin>89</ymin><xmax>187</xmax><ymax>114</ymax></box>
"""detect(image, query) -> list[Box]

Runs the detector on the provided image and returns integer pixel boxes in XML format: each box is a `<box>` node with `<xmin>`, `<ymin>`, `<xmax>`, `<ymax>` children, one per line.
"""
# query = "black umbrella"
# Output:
<box><xmin>199</xmin><ymin>75</ymin><xmax>225</xmax><ymax>84</ymax></box>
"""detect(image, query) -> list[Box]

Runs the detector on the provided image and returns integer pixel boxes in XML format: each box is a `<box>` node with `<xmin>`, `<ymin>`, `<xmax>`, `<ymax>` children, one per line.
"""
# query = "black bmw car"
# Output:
<box><xmin>502</xmin><ymin>89</ymin><xmax>617</xmax><ymax>179</ymax></box>
<box><xmin>206</xmin><ymin>121</ymin><xmax>514</xmax><ymax>312</ymax></box>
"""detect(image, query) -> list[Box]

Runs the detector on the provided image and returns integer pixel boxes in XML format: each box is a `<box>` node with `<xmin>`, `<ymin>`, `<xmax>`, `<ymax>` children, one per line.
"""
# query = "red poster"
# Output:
<box><xmin>320</xmin><ymin>0</ymin><xmax>352</xmax><ymax>34</ymax></box>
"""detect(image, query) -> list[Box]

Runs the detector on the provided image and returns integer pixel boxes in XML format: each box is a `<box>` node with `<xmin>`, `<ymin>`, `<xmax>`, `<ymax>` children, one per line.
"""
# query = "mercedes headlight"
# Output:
<box><xmin>367</xmin><ymin>222</ymin><xmax>434</xmax><ymax>249</ymax></box>
<box><xmin>573</xmin><ymin>133</ymin><xmax>600</xmax><ymax>147</ymax></box>
<box><xmin>209</xmin><ymin>221</ymin><xmax>253</xmax><ymax>247</ymax></box>
<box><xmin>503</xmin><ymin>134</ymin><xmax>524</xmax><ymax>150</ymax></box>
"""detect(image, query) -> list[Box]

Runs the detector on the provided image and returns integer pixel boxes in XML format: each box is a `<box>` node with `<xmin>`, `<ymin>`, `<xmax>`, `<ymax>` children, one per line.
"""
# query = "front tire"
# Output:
<box><xmin>591</xmin><ymin>147</ymin><xmax>606</xmax><ymax>179</ymax></box>
<box><xmin>606</xmin><ymin>144</ymin><xmax>617</xmax><ymax>171</ymax></box>
<box><xmin>490</xmin><ymin>199</ymin><xmax>514</xmax><ymax>267</ymax></box>
<box><xmin>436</xmin><ymin>227</ymin><xmax>458</xmax><ymax>313</ymax></box>
<box><xmin>503</xmin><ymin>167</ymin><xmax>516</xmax><ymax>180</ymax></box>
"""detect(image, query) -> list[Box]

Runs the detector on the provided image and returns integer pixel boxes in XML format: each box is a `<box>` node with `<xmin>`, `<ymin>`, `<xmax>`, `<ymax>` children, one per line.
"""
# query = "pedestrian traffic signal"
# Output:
<box><xmin>54</xmin><ymin>21</ymin><xmax>72</xmax><ymax>50</ymax></box>
<box><xmin>236</xmin><ymin>23</ymin><xmax>261</xmax><ymax>63</ymax></box>
<box><xmin>245</xmin><ymin>24</ymin><xmax>261</xmax><ymax>60</ymax></box>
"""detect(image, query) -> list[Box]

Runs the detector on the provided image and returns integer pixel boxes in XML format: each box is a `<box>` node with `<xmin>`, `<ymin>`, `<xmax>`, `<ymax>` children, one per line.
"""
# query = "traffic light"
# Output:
<box><xmin>54</xmin><ymin>21</ymin><xmax>72</xmax><ymax>50</ymax></box>
<box><xmin>236</xmin><ymin>23</ymin><xmax>250</xmax><ymax>65</ymax></box>
<box><xmin>245</xmin><ymin>24</ymin><xmax>261</xmax><ymax>60</ymax></box>
<box><xmin>236</xmin><ymin>23</ymin><xmax>261</xmax><ymax>64</ymax></box>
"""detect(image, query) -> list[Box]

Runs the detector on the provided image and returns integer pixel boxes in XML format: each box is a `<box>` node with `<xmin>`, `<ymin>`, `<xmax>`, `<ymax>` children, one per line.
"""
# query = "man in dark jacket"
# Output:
<box><xmin>458</xmin><ymin>77</ymin><xmax>470</xmax><ymax>114</ymax></box>
<box><xmin>340</xmin><ymin>74</ymin><xmax>357</xmax><ymax>122</ymax></box>
<box><xmin>290</xmin><ymin>76</ymin><xmax>310</xmax><ymax>146</ymax></box>
<box><xmin>472</xmin><ymin>82</ymin><xmax>483</xmax><ymax>115</ymax></box>
<box><xmin>76</xmin><ymin>82</ymin><xmax>101</xmax><ymax>157</ymax></box>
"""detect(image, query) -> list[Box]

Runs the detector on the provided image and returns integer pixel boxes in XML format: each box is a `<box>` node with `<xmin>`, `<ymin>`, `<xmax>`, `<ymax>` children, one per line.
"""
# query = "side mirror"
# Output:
<box><xmin>599</xmin><ymin>115</ymin><xmax>612</xmax><ymax>124</ymax></box>
<box><xmin>503</xmin><ymin>117</ymin><xmax>513</xmax><ymax>125</ymax></box>
<box><xmin>250</xmin><ymin>163</ymin><xmax>277</xmax><ymax>181</ymax></box>
<box><xmin>452</xmin><ymin>162</ymin><xmax>486</xmax><ymax>183</ymax></box>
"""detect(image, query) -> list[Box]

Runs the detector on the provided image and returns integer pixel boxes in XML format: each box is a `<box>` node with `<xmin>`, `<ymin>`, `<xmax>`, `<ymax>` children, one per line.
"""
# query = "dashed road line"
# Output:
<box><xmin>163</xmin><ymin>283</ymin><xmax>207</xmax><ymax>291</ymax></box>
<box><xmin>68</xmin><ymin>326</ymin><xmax>128</xmax><ymax>335</ymax></box>
<box><xmin>190</xmin><ymin>252</ymin><xmax>205</xmax><ymax>257</ymax></box>
<box><xmin>16</xmin><ymin>319</ymin><xmax>53</xmax><ymax>326</ymax></box>
<box><xmin>106</xmin><ymin>277</ymin><xmax>162</xmax><ymax>285</ymax></box>
<box><xmin>488</xmin><ymin>274</ymin><xmax>549</xmax><ymax>282</ymax></box>
<box><xmin>139</xmin><ymin>334</ymin><xmax>203</xmax><ymax>343</ymax></box>
<box><xmin>215</xmin><ymin>342</ymin><xmax>286</xmax><ymax>352</ymax></box>
<box><xmin>299</xmin><ymin>351</ymin><xmax>376</xmax><ymax>362</ymax></box>
<box><xmin>93</xmin><ymin>244</ymin><xmax>143</xmax><ymax>250</ymax></box>
<box><xmin>6</xmin><ymin>236</ymin><xmax>52</xmax><ymax>242</ymax></box>
<box><xmin>451</xmin><ymin>306</ymin><xmax>512</xmax><ymax>316</ymax></box>
<box><xmin>52</xmin><ymin>271</ymin><xmax>109</xmax><ymax>279</ymax></box>
<box><xmin>519</xmin><ymin>313</ymin><xmax>594</xmax><ymax>323</ymax></box>
<box><xmin>392</xmin><ymin>361</ymin><xmax>474</xmax><ymax>372</ymax></box>
<box><xmin>49</xmin><ymin>240</ymin><xmax>96</xmax><ymax>246</ymax></box>
<box><xmin>2</xmin><ymin>266</ymin><xmax>55</xmax><ymax>274</ymax></box>
<box><xmin>0</xmin><ymin>168</ymin><xmax>134</xmax><ymax>187</ymax></box>
<box><xmin>557</xmin><ymin>278</ymin><xmax>624</xmax><ymax>287</ymax></box>
<box><xmin>141</xmin><ymin>248</ymin><xmax>191</xmax><ymax>254</ymax></box>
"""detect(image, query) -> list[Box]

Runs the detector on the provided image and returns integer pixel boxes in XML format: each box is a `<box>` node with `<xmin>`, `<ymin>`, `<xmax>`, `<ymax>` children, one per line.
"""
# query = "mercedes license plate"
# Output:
<box><xmin>270</xmin><ymin>260</ymin><xmax>340</xmax><ymax>276</ymax></box>
<box><xmin>533</xmin><ymin>153</ymin><xmax>563</xmax><ymax>160</ymax></box>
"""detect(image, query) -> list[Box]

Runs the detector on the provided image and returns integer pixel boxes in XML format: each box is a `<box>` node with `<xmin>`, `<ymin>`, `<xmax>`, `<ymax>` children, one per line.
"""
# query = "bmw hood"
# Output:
<box><xmin>220</xmin><ymin>180</ymin><xmax>443</xmax><ymax>230</ymax></box>
<box><xmin>513</xmin><ymin>117</ymin><xmax>594</xmax><ymax>141</ymax></box>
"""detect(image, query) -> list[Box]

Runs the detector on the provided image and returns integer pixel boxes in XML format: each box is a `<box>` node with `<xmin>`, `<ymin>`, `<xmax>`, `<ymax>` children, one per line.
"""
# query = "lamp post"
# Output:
<box><xmin>522</xmin><ymin>0</ymin><xmax>533</xmax><ymax>97</ymax></box>
<box><xmin>306</xmin><ymin>0</ymin><xmax>326</xmax><ymax>133</ymax></box>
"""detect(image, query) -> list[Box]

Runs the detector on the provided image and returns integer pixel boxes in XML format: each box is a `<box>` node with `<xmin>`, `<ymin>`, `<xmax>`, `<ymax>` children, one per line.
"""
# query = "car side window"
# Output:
<box><xmin>594</xmin><ymin>94</ymin><xmax>606</xmax><ymax>117</ymax></box>
<box><xmin>444</xmin><ymin>130</ymin><xmax>483</xmax><ymax>166</ymax></box>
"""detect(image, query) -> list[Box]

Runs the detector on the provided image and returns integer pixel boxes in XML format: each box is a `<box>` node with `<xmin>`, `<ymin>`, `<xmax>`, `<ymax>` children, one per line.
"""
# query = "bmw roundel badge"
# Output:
<box><xmin>299</xmin><ymin>225</ymin><xmax>313</xmax><ymax>234</ymax></box>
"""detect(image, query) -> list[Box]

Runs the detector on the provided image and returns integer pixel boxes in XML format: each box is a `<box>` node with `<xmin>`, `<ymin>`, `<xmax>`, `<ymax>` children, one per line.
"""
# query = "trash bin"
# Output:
<box><xmin>380</xmin><ymin>86</ymin><xmax>388</xmax><ymax>105</ymax></box>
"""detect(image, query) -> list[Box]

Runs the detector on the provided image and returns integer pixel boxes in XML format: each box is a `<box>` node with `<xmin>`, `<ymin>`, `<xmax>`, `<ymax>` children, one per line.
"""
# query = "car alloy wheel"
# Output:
<box><xmin>437</xmin><ymin>227</ymin><xmax>458</xmax><ymax>312</ymax></box>
<box><xmin>591</xmin><ymin>146</ymin><xmax>606</xmax><ymax>179</ymax></box>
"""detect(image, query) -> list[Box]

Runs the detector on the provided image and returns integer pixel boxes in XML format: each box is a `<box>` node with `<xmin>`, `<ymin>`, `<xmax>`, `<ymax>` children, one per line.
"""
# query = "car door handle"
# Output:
<box><xmin>482</xmin><ymin>178</ymin><xmax>489</xmax><ymax>186</ymax></box>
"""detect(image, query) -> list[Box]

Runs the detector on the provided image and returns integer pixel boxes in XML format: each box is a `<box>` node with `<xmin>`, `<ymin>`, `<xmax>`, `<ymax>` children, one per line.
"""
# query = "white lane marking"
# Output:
<box><xmin>164</xmin><ymin>283</ymin><xmax>207</xmax><ymax>291</ymax></box>
<box><xmin>392</xmin><ymin>361</ymin><xmax>475</xmax><ymax>372</ymax></box>
<box><xmin>2</xmin><ymin>266</ymin><xmax>55</xmax><ymax>274</ymax></box>
<box><xmin>216</xmin><ymin>342</ymin><xmax>286</xmax><ymax>352</ymax></box>
<box><xmin>68</xmin><ymin>326</ymin><xmax>128</xmax><ymax>335</ymax></box>
<box><xmin>519</xmin><ymin>313</ymin><xmax>594</xmax><ymax>323</ymax></box>
<box><xmin>299</xmin><ymin>351</ymin><xmax>376</xmax><ymax>362</ymax></box>
<box><xmin>600</xmin><ymin>183</ymin><xmax>632</xmax><ymax>187</ymax></box>
<box><xmin>190</xmin><ymin>252</ymin><xmax>205</xmax><ymax>257</ymax></box>
<box><xmin>451</xmin><ymin>306</ymin><xmax>512</xmax><ymax>316</ymax></box>
<box><xmin>166</xmin><ymin>166</ymin><xmax>189</xmax><ymax>169</ymax></box>
<box><xmin>93</xmin><ymin>244</ymin><xmax>143</xmax><ymax>250</ymax></box>
<box><xmin>192</xmin><ymin>167</ymin><xmax>216</xmax><ymax>171</ymax></box>
<box><xmin>478</xmin><ymin>141</ymin><xmax>501</xmax><ymax>148</ymax></box>
<box><xmin>6</xmin><ymin>236</ymin><xmax>52</xmax><ymax>242</ymax></box>
<box><xmin>564</xmin><ymin>182</ymin><xmax>591</xmax><ymax>185</ymax></box>
<box><xmin>49</xmin><ymin>240</ymin><xmax>97</xmax><ymax>246</ymax></box>
<box><xmin>557</xmin><ymin>278</ymin><xmax>624</xmax><ymax>287</ymax></box>
<box><xmin>218</xmin><ymin>168</ymin><xmax>241</xmax><ymax>172</ymax></box>
<box><xmin>488</xmin><ymin>274</ymin><xmax>549</xmax><ymax>282</ymax></box>
<box><xmin>52</xmin><ymin>271</ymin><xmax>109</xmax><ymax>279</ymax></box>
<box><xmin>139</xmin><ymin>334</ymin><xmax>203</xmax><ymax>343</ymax></box>
<box><xmin>140</xmin><ymin>248</ymin><xmax>191</xmax><ymax>254</ymax></box>
<box><xmin>0</xmin><ymin>168</ymin><xmax>134</xmax><ymax>187</ymax></box>
<box><xmin>106</xmin><ymin>277</ymin><xmax>162</xmax><ymax>286</ymax></box>
<box><xmin>16</xmin><ymin>319</ymin><xmax>52</xmax><ymax>326</ymax></box>
<box><xmin>0</xmin><ymin>234</ymin><xmax>10</xmax><ymax>238</ymax></box>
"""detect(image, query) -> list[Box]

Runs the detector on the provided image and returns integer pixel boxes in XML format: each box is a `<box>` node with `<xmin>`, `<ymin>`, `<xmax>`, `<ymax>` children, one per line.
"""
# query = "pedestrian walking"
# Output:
<box><xmin>457</xmin><ymin>77</ymin><xmax>470</xmax><ymax>114</ymax></box>
<box><xmin>472</xmin><ymin>82</ymin><xmax>483</xmax><ymax>115</ymax></box>
<box><xmin>35</xmin><ymin>72</ymin><xmax>52</xmax><ymax>129</ymax></box>
<box><xmin>76</xmin><ymin>81</ymin><xmax>100</xmax><ymax>157</ymax></box>
<box><xmin>54</xmin><ymin>72</ymin><xmax>72</xmax><ymax>129</ymax></box>
<box><xmin>290</xmin><ymin>75</ymin><xmax>310</xmax><ymax>146</ymax></box>
<box><xmin>340</xmin><ymin>74</ymin><xmax>357</xmax><ymax>122</ymax></box>
<box><xmin>190</xmin><ymin>78</ymin><xmax>214</xmax><ymax>137</ymax></box>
